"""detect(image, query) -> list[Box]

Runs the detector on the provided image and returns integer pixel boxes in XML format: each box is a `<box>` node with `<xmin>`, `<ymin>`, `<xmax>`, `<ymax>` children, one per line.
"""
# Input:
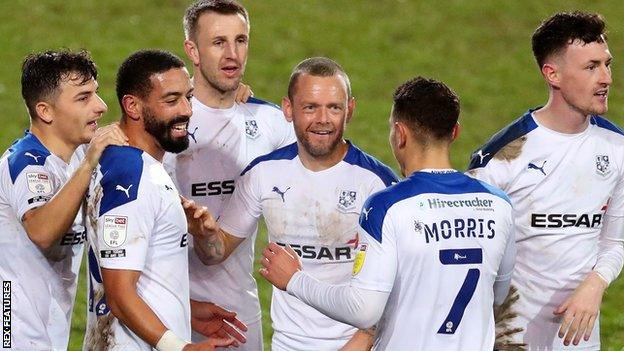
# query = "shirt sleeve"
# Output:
<box><xmin>351</xmin><ymin>209</ymin><xmax>398</xmax><ymax>293</ymax></box>
<box><xmin>94</xmin><ymin>169</ymin><xmax>158</xmax><ymax>272</ymax></box>
<box><xmin>10</xmin><ymin>164</ymin><xmax>59</xmax><ymax>221</ymax></box>
<box><xmin>219</xmin><ymin>168</ymin><xmax>262</xmax><ymax>239</ymax></box>
<box><xmin>594</xmin><ymin>173</ymin><xmax>624</xmax><ymax>284</ymax></box>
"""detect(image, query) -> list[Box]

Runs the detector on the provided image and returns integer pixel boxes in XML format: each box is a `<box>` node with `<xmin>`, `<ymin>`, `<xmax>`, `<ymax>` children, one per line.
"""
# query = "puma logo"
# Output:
<box><xmin>528</xmin><ymin>160</ymin><xmax>547</xmax><ymax>176</ymax></box>
<box><xmin>115</xmin><ymin>184</ymin><xmax>133</xmax><ymax>198</ymax></box>
<box><xmin>25</xmin><ymin>152</ymin><xmax>41</xmax><ymax>163</ymax></box>
<box><xmin>362</xmin><ymin>207</ymin><xmax>373</xmax><ymax>220</ymax></box>
<box><xmin>272</xmin><ymin>186</ymin><xmax>291</xmax><ymax>202</ymax></box>
<box><xmin>188</xmin><ymin>126</ymin><xmax>199</xmax><ymax>143</ymax></box>
<box><xmin>474</xmin><ymin>150</ymin><xmax>490</xmax><ymax>164</ymax></box>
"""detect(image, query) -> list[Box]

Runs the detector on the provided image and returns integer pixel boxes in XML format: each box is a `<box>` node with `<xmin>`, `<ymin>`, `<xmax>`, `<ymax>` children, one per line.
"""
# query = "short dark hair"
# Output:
<box><xmin>21</xmin><ymin>50</ymin><xmax>98</xmax><ymax>119</ymax></box>
<box><xmin>392</xmin><ymin>77</ymin><xmax>460</xmax><ymax>143</ymax></box>
<box><xmin>183</xmin><ymin>0</ymin><xmax>249</xmax><ymax>40</ymax></box>
<box><xmin>288</xmin><ymin>57</ymin><xmax>352</xmax><ymax>100</ymax></box>
<box><xmin>116</xmin><ymin>49</ymin><xmax>185</xmax><ymax>110</ymax></box>
<box><xmin>532</xmin><ymin>11</ymin><xmax>607</xmax><ymax>68</ymax></box>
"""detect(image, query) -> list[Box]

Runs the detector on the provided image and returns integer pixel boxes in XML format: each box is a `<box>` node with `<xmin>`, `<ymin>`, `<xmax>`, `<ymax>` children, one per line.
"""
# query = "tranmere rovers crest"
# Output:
<box><xmin>596</xmin><ymin>155</ymin><xmax>611</xmax><ymax>176</ymax></box>
<box><xmin>338</xmin><ymin>190</ymin><xmax>357</xmax><ymax>212</ymax></box>
<box><xmin>245</xmin><ymin>120</ymin><xmax>260</xmax><ymax>139</ymax></box>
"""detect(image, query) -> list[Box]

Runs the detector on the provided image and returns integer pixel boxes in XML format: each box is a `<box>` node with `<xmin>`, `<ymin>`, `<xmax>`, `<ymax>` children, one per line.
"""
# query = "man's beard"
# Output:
<box><xmin>295</xmin><ymin>127</ymin><xmax>343</xmax><ymax>158</ymax></box>
<box><xmin>143</xmin><ymin>107</ymin><xmax>190</xmax><ymax>154</ymax></box>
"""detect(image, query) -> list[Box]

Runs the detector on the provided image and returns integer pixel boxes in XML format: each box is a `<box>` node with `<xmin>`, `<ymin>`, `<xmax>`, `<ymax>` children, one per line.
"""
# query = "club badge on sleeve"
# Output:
<box><xmin>103</xmin><ymin>215</ymin><xmax>128</xmax><ymax>248</ymax></box>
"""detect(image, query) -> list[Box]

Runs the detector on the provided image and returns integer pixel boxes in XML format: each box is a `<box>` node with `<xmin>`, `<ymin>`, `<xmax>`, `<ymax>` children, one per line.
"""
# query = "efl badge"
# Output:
<box><xmin>103</xmin><ymin>215</ymin><xmax>128</xmax><ymax>248</ymax></box>
<box><xmin>596</xmin><ymin>155</ymin><xmax>611</xmax><ymax>176</ymax></box>
<box><xmin>245</xmin><ymin>120</ymin><xmax>260</xmax><ymax>139</ymax></box>
<box><xmin>26</xmin><ymin>172</ymin><xmax>53</xmax><ymax>195</ymax></box>
<box><xmin>352</xmin><ymin>244</ymin><xmax>367</xmax><ymax>276</ymax></box>
<box><xmin>338</xmin><ymin>190</ymin><xmax>357</xmax><ymax>212</ymax></box>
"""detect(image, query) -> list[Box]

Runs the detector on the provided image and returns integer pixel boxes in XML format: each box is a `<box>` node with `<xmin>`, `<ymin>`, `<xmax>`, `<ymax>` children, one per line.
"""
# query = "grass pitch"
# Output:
<box><xmin>0</xmin><ymin>1</ymin><xmax>623</xmax><ymax>350</ymax></box>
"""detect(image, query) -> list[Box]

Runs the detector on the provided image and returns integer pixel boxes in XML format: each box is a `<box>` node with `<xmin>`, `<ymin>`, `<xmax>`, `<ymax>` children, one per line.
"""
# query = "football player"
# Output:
<box><xmin>260</xmin><ymin>77</ymin><xmax>517</xmax><ymax>350</ymax></box>
<box><xmin>468</xmin><ymin>11</ymin><xmax>624</xmax><ymax>350</ymax></box>
<box><xmin>0</xmin><ymin>50</ymin><xmax>127</xmax><ymax>350</ymax></box>
<box><xmin>165</xmin><ymin>1</ymin><xmax>295</xmax><ymax>348</ymax></box>
<box><xmin>191</xmin><ymin>57</ymin><xmax>398</xmax><ymax>350</ymax></box>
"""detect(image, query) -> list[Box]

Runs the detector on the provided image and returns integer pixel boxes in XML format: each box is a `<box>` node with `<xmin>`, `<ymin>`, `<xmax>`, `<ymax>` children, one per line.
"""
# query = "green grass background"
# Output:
<box><xmin>1</xmin><ymin>0</ymin><xmax>623</xmax><ymax>350</ymax></box>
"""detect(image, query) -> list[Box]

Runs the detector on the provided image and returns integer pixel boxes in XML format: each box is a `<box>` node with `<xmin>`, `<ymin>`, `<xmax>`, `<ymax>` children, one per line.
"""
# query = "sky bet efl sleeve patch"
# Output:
<box><xmin>102</xmin><ymin>215</ymin><xmax>128</xmax><ymax>248</ymax></box>
<box><xmin>26</xmin><ymin>172</ymin><xmax>52</xmax><ymax>195</ymax></box>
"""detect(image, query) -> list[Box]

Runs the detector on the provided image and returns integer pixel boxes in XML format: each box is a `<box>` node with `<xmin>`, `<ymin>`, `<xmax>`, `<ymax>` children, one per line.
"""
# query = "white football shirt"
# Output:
<box><xmin>164</xmin><ymin>96</ymin><xmax>294</xmax><ymax>328</ymax></box>
<box><xmin>0</xmin><ymin>131</ymin><xmax>85</xmax><ymax>351</ymax></box>
<box><xmin>219</xmin><ymin>142</ymin><xmax>398</xmax><ymax>350</ymax></box>
<box><xmin>468</xmin><ymin>110</ymin><xmax>624</xmax><ymax>350</ymax></box>
<box><xmin>353</xmin><ymin>170</ymin><xmax>515</xmax><ymax>350</ymax></box>
<box><xmin>84</xmin><ymin>146</ymin><xmax>190</xmax><ymax>351</ymax></box>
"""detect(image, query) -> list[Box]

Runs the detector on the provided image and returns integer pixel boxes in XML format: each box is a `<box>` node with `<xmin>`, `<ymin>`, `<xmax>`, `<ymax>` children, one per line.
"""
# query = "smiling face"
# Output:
<box><xmin>188</xmin><ymin>12</ymin><xmax>249</xmax><ymax>94</ymax></box>
<box><xmin>141</xmin><ymin>67</ymin><xmax>194</xmax><ymax>153</ymax></box>
<box><xmin>283</xmin><ymin>73</ymin><xmax>354</xmax><ymax>162</ymax></box>
<box><xmin>553</xmin><ymin>40</ymin><xmax>612</xmax><ymax>116</ymax></box>
<box><xmin>47</xmin><ymin>73</ymin><xmax>107</xmax><ymax>145</ymax></box>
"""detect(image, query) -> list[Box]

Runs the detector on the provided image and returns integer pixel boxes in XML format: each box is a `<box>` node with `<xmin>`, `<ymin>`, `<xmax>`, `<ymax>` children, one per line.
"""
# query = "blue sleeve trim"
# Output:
<box><xmin>98</xmin><ymin>146</ymin><xmax>144</xmax><ymax>216</ymax></box>
<box><xmin>240</xmin><ymin>142</ymin><xmax>298</xmax><ymax>176</ymax></box>
<box><xmin>467</xmin><ymin>109</ymin><xmax>538</xmax><ymax>170</ymax></box>
<box><xmin>247</xmin><ymin>97</ymin><xmax>281</xmax><ymax>110</ymax></box>
<box><xmin>591</xmin><ymin>115</ymin><xmax>624</xmax><ymax>137</ymax></box>
<box><xmin>343</xmin><ymin>142</ymin><xmax>399</xmax><ymax>187</ymax></box>
<box><xmin>7</xmin><ymin>132</ymin><xmax>51</xmax><ymax>183</ymax></box>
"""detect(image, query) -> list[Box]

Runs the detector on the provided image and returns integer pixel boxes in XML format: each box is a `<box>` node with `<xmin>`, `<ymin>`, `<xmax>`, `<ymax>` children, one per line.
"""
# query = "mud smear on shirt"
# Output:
<box><xmin>494</xmin><ymin>285</ymin><xmax>526</xmax><ymax>351</ymax></box>
<box><xmin>315</xmin><ymin>201</ymin><xmax>359</xmax><ymax>246</ymax></box>
<box><xmin>87</xmin><ymin>185</ymin><xmax>103</xmax><ymax>233</ymax></box>
<box><xmin>84</xmin><ymin>288</ymin><xmax>115</xmax><ymax>351</ymax></box>
<box><xmin>494</xmin><ymin>136</ymin><xmax>527</xmax><ymax>161</ymax></box>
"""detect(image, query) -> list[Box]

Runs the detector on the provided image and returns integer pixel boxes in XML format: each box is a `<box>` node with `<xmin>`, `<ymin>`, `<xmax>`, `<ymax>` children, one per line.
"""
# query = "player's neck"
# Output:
<box><xmin>29</xmin><ymin>124</ymin><xmax>78</xmax><ymax>163</ymax></box>
<box><xmin>192</xmin><ymin>76</ymin><xmax>237</xmax><ymax>109</ymax></box>
<box><xmin>401</xmin><ymin>145</ymin><xmax>452</xmax><ymax>177</ymax></box>
<box><xmin>534</xmin><ymin>95</ymin><xmax>590</xmax><ymax>134</ymax></box>
<box><xmin>120</xmin><ymin>119</ymin><xmax>165</xmax><ymax>162</ymax></box>
<box><xmin>298</xmin><ymin>140</ymin><xmax>349</xmax><ymax>172</ymax></box>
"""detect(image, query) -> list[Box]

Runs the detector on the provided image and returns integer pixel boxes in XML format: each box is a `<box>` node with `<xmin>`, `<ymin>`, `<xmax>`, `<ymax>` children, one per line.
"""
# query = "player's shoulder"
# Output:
<box><xmin>245</xmin><ymin>97</ymin><xmax>281</xmax><ymax>111</ymax></box>
<box><xmin>97</xmin><ymin>146</ymin><xmax>146</xmax><ymax>215</ymax></box>
<box><xmin>360</xmin><ymin>172</ymin><xmax>510</xmax><ymax>243</ymax></box>
<box><xmin>468</xmin><ymin>109</ymin><xmax>538</xmax><ymax>170</ymax></box>
<box><xmin>590</xmin><ymin>115</ymin><xmax>624</xmax><ymax>141</ymax></box>
<box><xmin>240</xmin><ymin>142</ymin><xmax>298</xmax><ymax>176</ymax></box>
<box><xmin>5</xmin><ymin>131</ymin><xmax>52</xmax><ymax>183</ymax></box>
<box><xmin>343</xmin><ymin>141</ymin><xmax>399</xmax><ymax>187</ymax></box>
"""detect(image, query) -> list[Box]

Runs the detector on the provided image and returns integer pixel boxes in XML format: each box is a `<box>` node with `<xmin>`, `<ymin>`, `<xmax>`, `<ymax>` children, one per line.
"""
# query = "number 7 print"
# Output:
<box><xmin>437</xmin><ymin>248</ymin><xmax>483</xmax><ymax>334</ymax></box>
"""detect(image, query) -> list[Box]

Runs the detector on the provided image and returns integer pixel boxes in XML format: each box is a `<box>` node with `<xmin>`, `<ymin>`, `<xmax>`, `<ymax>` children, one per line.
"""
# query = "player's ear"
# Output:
<box><xmin>395</xmin><ymin>121</ymin><xmax>408</xmax><ymax>149</ymax></box>
<box><xmin>121</xmin><ymin>95</ymin><xmax>142</xmax><ymax>122</ymax></box>
<box><xmin>34</xmin><ymin>101</ymin><xmax>54</xmax><ymax>124</ymax></box>
<box><xmin>183</xmin><ymin>39</ymin><xmax>200</xmax><ymax>66</ymax></box>
<box><xmin>451</xmin><ymin>122</ymin><xmax>461</xmax><ymax>142</ymax></box>
<box><xmin>282</xmin><ymin>96</ymin><xmax>293</xmax><ymax>123</ymax></box>
<box><xmin>346</xmin><ymin>97</ymin><xmax>356</xmax><ymax>123</ymax></box>
<box><xmin>541</xmin><ymin>62</ymin><xmax>560</xmax><ymax>88</ymax></box>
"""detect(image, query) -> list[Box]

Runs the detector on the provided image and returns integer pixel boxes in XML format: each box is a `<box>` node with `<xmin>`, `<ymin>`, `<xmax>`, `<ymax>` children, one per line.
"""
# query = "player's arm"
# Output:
<box><xmin>494</xmin><ymin>225</ymin><xmax>516</xmax><ymax>306</ymax></box>
<box><xmin>183</xmin><ymin>167</ymin><xmax>262</xmax><ymax>265</ymax></box>
<box><xmin>260</xmin><ymin>243</ymin><xmax>390</xmax><ymax>329</ymax></box>
<box><xmin>102</xmin><ymin>269</ymin><xmax>235</xmax><ymax>351</ymax></box>
<box><xmin>22</xmin><ymin>124</ymin><xmax>127</xmax><ymax>249</ymax></box>
<box><xmin>554</xmin><ymin>191</ymin><xmax>624</xmax><ymax>346</ymax></box>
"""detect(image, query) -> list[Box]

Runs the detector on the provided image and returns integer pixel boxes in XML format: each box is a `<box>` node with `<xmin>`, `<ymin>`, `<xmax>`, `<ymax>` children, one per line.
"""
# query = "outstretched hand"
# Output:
<box><xmin>234</xmin><ymin>83</ymin><xmax>254</xmax><ymax>103</ymax></box>
<box><xmin>191</xmin><ymin>300</ymin><xmax>248</xmax><ymax>347</ymax></box>
<box><xmin>85</xmin><ymin>122</ymin><xmax>129</xmax><ymax>169</ymax></box>
<box><xmin>259</xmin><ymin>242</ymin><xmax>302</xmax><ymax>291</ymax></box>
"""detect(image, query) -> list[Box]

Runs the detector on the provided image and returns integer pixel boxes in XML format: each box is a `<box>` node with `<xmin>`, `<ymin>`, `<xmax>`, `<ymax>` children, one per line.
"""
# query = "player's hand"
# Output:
<box><xmin>339</xmin><ymin>328</ymin><xmax>375</xmax><ymax>351</ymax></box>
<box><xmin>554</xmin><ymin>271</ymin><xmax>607</xmax><ymax>346</ymax></box>
<box><xmin>259</xmin><ymin>242</ymin><xmax>301</xmax><ymax>291</ymax></box>
<box><xmin>234</xmin><ymin>83</ymin><xmax>253</xmax><ymax>103</ymax></box>
<box><xmin>180</xmin><ymin>195</ymin><xmax>219</xmax><ymax>240</ymax></box>
<box><xmin>182</xmin><ymin>336</ymin><xmax>236</xmax><ymax>351</ymax></box>
<box><xmin>190</xmin><ymin>299</ymin><xmax>248</xmax><ymax>346</ymax></box>
<box><xmin>85</xmin><ymin>122</ymin><xmax>129</xmax><ymax>169</ymax></box>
